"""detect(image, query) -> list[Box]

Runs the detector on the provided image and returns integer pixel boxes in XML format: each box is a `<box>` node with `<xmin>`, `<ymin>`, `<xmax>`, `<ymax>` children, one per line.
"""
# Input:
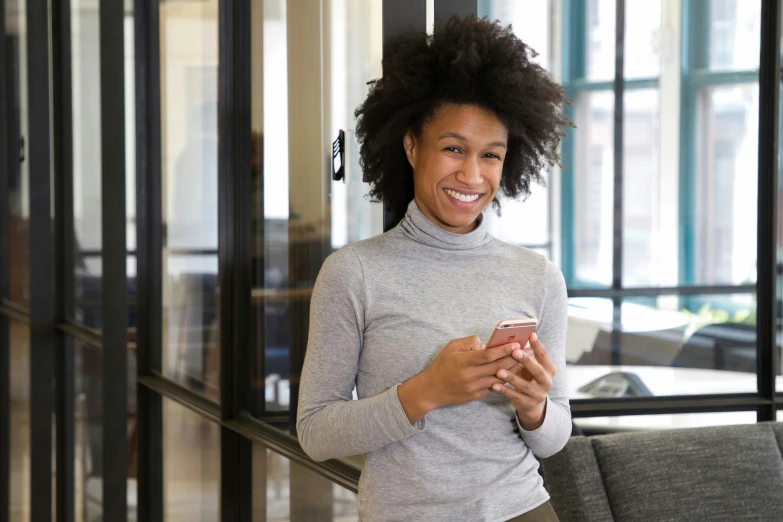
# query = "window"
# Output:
<box><xmin>561</xmin><ymin>0</ymin><xmax>764</xmax><ymax>401</ymax></box>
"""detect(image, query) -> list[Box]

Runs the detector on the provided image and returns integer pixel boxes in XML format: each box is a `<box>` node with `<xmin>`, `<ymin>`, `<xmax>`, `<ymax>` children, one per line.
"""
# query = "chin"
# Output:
<box><xmin>443</xmin><ymin>211</ymin><xmax>479</xmax><ymax>229</ymax></box>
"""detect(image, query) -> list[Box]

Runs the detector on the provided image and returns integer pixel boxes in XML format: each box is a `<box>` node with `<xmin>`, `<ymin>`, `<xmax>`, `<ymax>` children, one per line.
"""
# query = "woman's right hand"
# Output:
<box><xmin>397</xmin><ymin>336</ymin><xmax>522</xmax><ymax>424</ymax></box>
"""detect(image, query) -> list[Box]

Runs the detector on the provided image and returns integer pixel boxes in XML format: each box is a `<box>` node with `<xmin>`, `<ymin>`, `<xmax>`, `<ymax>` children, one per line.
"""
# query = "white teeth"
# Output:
<box><xmin>446</xmin><ymin>189</ymin><xmax>480</xmax><ymax>202</ymax></box>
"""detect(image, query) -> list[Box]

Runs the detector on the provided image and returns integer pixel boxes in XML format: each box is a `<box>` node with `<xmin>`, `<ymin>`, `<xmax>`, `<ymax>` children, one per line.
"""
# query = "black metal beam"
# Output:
<box><xmin>138</xmin><ymin>374</ymin><xmax>222</xmax><ymax>424</ymax></box>
<box><xmin>0</xmin><ymin>315</ymin><xmax>7</xmax><ymax>522</ymax></box>
<box><xmin>567</xmin><ymin>283</ymin><xmax>756</xmax><ymax>298</ymax></box>
<box><xmin>219</xmin><ymin>0</ymin><xmax>253</xmax><ymax>519</ymax></box>
<box><xmin>27</xmin><ymin>0</ymin><xmax>55</xmax><ymax>519</ymax></box>
<box><xmin>0</xmin><ymin>300</ymin><xmax>29</xmax><ymax>323</ymax></box>
<box><xmin>434</xmin><ymin>0</ymin><xmax>478</xmax><ymax>31</ymax></box>
<box><xmin>134</xmin><ymin>0</ymin><xmax>163</xmax><ymax>519</ymax></box>
<box><xmin>382</xmin><ymin>0</ymin><xmax>426</xmax><ymax>232</ymax></box>
<box><xmin>100</xmin><ymin>0</ymin><xmax>129</xmax><ymax>518</ymax></box>
<box><xmin>609</xmin><ymin>0</ymin><xmax>626</xmax><ymax>367</ymax></box>
<box><xmin>51</xmin><ymin>0</ymin><xmax>75</xmax><ymax>519</ymax></box>
<box><xmin>571</xmin><ymin>395</ymin><xmax>770</xmax><ymax>417</ymax></box>
<box><xmin>137</xmin><ymin>372</ymin><xmax>362</xmax><ymax>493</ymax></box>
<box><xmin>0</xmin><ymin>0</ymin><xmax>10</xmax><ymax>515</ymax></box>
<box><xmin>57</xmin><ymin>322</ymin><xmax>103</xmax><ymax>350</ymax></box>
<box><xmin>756</xmin><ymin>0</ymin><xmax>781</xmax><ymax>422</ymax></box>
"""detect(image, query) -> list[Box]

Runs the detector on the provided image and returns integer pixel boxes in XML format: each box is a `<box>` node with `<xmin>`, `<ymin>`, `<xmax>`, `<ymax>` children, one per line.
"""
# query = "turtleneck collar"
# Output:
<box><xmin>399</xmin><ymin>199</ymin><xmax>493</xmax><ymax>250</ymax></box>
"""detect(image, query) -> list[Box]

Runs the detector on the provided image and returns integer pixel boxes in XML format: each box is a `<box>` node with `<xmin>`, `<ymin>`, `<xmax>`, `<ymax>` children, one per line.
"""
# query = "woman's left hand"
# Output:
<box><xmin>491</xmin><ymin>332</ymin><xmax>555</xmax><ymax>431</ymax></box>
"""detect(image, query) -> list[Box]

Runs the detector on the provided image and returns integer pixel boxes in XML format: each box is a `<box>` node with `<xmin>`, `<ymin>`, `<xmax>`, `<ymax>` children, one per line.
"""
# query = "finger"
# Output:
<box><xmin>495</xmin><ymin>368</ymin><xmax>543</xmax><ymax>400</ymax></box>
<box><xmin>529</xmin><ymin>333</ymin><xmax>557</xmax><ymax>375</ymax></box>
<box><xmin>476</xmin><ymin>376</ymin><xmax>506</xmax><ymax>390</ymax></box>
<box><xmin>491</xmin><ymin>381</ymin><xmax>543</xmax><ymax>410</ymax></box>
<box><xmin>465</xmin><ymin>341</ymin><xmax>519</xmax><ymax>365</ymax></box>
<box><xmin>512</xmin><ymin>348</ymin><xmax>552</xmax><ymax>388</ymax></box>
<box><xmin>453</xmin><ymin>336</ymin><xmax>484</xmax><ymax>353</ymax></box>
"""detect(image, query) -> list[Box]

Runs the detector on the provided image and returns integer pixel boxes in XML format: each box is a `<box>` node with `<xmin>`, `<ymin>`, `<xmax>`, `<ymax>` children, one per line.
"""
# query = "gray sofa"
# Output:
<box><xmin>540</xmin><ymin>422</ymin><xmax>783</xmax><ymax>522</ymax></box>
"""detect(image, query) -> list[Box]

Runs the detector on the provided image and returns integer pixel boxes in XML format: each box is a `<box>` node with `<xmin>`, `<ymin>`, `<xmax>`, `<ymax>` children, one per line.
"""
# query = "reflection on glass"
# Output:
<box><xmin>249</xmin><ymin>0</ymin><xmax>385</xmax><ymax>419</ymax></box>
<box><xmin>9</xmin><ymin>319</ymin><xmax>30</xmax><ymax>521</ymax></box>
<box><xmin>75</xmin><ymin>340</ymin><xmax>102</xmax><ymax>522</ymax></box>
<box><xmin>623</xmin><ymin>89</ymin><xmax>661</xmax><ymax>287</ymax></box>
<box><xmin>328</xmin><ymin>0</ymin><xmax>384</xmax><ymax>249</ymax></box>
<box><xmin>625</xmin><ymin>0</ymin><xmax>661</xmax><ymax>79</ymax></box>
<box><xmin>708</xmin><ymin>0</ymin><xmax>761</xmax><ymax>72</ymax></box>
<box><xmin>73</xmin><ymin>337</ymin><xmax>138</xmax><ymax>522</ymax></box>
<box><xmin>694</xmin><ymin>84</ymin><xmax>758</xmax><ymax>285</ymax></box>
<box><xmin>71</xmin><ymin>0</ymin><xmax>103</xmax><ymax>330</ymax></box>
<box><xmin>253</xmin><ymin>443</ymin><xmax>358</xmax><ymax>522</ymax></box>
<box><xmin>574</xmin><ymin>410</ymin><xmax>757</xmax><ymax>435</ymax></box>
<box><xmin>480</xmin><ymin>0</ymin><xmax>552</xmax><ymax>252</ymax></box>
<box><xmin>566</xmin><ymin>294</ymin><xmax>764</xmax><ymax>398</ymax></box>
<box><xmin>586</xmin><ymin>0</ymin><xmax>615</xmax><ymax>81</ymax></box>
<box><xmin>573</xmin><ymin>91</ymin><xmax>614</xmax><ymax>286</ymax></box>
<box><xmin>6</xmin><ymin>0</ymin><xmax>30</xmax><ymax>308</ymax></box>
<box><xmin>163</xmin><ymin>398</ymin><xmax>219</xmax><ymax>521</ymax></box>
<box><xmin>778</xmin><ymin>23</ymin><xmax>783</xmax><ymax>392</ymax></box>
<box><xmin>160</xmin><ymin>1</ymin><xmax>219</xmax><ymax>400</ymax></box>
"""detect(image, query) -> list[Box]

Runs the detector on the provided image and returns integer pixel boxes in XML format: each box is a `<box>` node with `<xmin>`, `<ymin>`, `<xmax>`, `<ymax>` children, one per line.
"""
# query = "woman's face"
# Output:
<box><xmin>404</xmin><ymin>103</ymin><xmax>508</xmax><ymax>234</ymax></box>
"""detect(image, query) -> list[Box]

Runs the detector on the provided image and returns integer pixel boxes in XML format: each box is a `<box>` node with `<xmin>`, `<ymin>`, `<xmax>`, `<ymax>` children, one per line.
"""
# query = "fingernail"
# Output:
<box><xmin>530</xmin><ymin>333</ymin><xmax>538</xmax><ymax>342</ymax></box>
<box><xmin>514</xmin><ymin>349</ymin><xmax>526</xmax><ymax>359</ymax></box>
<box><xmin>492</xmin><ymin>384</ymin><xmax>503</xmax><ymax>392</ymax></box>
<box><xmin>511</xmin><ymin>342</ymin><xmax>520</xmax><ymax>349</ymax></box>
<box><xmin>498</xmin><ymin>370</ymin><xmax>508</xmax><ymax>379</ymax></box>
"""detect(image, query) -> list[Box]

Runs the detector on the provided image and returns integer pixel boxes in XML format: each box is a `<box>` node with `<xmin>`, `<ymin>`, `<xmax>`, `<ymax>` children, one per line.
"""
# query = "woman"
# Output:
<box><xmin>297</xmin><ymin>15</ymin><xmax>571</xmax><ymax>522</ymax></box>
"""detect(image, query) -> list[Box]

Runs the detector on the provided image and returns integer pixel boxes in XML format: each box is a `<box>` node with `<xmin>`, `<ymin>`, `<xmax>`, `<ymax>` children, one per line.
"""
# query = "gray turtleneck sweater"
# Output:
<box><xmin>297</xmin><ymin>200</ymin><xmax>571</xmax><ymax>522</ymax></box>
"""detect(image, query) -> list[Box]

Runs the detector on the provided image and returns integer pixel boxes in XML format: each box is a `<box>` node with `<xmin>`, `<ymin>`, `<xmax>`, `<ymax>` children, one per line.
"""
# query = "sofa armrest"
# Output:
<box><xmin>540</xmin><ymin>436</ymin><xmax>614</xmax><ymax>522</ymax></box>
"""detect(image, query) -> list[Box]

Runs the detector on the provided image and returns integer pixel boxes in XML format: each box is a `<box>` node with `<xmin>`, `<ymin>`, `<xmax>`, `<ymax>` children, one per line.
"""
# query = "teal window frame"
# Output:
<box><xmin>561</xmin><ymin>0</ymin><xmax>759</xmax><ymax>293</ymax></box>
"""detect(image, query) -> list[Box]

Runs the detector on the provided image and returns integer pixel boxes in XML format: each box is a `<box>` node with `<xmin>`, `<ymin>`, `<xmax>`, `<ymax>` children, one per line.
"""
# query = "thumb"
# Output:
<box><xmin>452</xmin><ymin>336</ymin><xmax>484</xmax><ymax>352</ymax></box>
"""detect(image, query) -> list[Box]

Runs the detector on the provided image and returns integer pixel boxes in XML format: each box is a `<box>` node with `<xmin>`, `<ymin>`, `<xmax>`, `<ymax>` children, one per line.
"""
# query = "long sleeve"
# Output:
<box><xmin>516</xmin><ymin>259</ymin><xmax>572</xmax><ymax>458</ymax></box>
<box><xmin>296</xmin><ymin>245</ymin><xmax>425</xmax><ymax>462</ymax></box>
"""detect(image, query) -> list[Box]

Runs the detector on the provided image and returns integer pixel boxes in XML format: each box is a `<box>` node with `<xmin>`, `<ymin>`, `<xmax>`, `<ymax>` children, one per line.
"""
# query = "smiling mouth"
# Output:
<box><xmin>444</xmin><ymin>188</ymin><xmax>483</xmax><ymax>203</ymax></box>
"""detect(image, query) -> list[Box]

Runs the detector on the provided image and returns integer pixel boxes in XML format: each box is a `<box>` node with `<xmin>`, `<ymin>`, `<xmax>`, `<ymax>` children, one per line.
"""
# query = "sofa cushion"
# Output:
<box><xmin>540</xmin><ymin>436</ymin><xmax>615</xmax><ymax>522</ymax></box>
<box><xmin>773</xmin><ymin>422</ymin><xmax>783</xmax><ymax>456</ymax></box>
<box><xmin>592</xmin><ymin>423</ymin><xmax>783</xmax><ymax>522</ymax></box>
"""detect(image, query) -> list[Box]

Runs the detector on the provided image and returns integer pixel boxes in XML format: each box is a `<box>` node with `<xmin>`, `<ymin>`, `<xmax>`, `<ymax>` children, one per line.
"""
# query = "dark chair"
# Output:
<box><xmin>671</xmin><ymin>322</ymin><xmax>758</xmax><ymax>373</ymax></box>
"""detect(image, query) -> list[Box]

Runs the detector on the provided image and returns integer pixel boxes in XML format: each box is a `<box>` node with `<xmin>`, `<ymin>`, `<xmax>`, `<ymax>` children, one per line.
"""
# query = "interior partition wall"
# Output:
<box><xmin>0</xmin><ymin>1</ymin><xmax>781</xmax><ymax>522</ymax></box>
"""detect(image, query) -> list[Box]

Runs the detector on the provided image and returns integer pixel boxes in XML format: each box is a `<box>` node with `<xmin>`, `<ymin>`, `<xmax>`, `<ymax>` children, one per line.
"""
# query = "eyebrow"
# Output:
<box><xmin>438</xmin><ymin>132</ymin><xmax>507</xmax><ymax>149</ymax></box>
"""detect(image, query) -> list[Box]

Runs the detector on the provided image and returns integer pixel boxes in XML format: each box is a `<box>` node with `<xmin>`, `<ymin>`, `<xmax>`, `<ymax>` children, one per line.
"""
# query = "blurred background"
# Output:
<box><xmin>2</xmin><ymin>0</ymin><xmax>782</xmax><ymax>520</ymax></box>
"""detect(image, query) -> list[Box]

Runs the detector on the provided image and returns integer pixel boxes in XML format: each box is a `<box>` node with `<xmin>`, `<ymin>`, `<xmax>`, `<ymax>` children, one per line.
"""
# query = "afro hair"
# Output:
<box><xmin>354</xmin><ymin>14</ymin><xmax>572</xmax><ymax>221</ymax></box>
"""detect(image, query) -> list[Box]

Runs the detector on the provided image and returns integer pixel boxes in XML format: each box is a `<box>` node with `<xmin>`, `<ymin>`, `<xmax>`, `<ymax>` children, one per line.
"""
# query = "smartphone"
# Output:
<box><xmin>486</xmin><ymin>317</ymin><xmax>537</xmax><ymax>349</ymax></box>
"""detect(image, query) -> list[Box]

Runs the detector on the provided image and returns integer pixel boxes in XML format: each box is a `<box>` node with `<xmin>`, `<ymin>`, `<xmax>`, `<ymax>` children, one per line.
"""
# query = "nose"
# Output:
<box><xmin>455</xmin><ymin>156</ymin><xmax>483</xmax><ymax>186</ymax></box>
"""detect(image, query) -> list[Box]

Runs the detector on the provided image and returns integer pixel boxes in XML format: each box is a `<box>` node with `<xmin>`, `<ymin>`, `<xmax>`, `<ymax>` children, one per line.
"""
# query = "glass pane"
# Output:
<box><xmin>160</xmin><ymin>1</ymin><xmax>219</xmax><ymax>400</ymax></box>
<box><xmin>479</xmin><ymin>0</ymin><xmax>552</xmax><ymax>252</ymax></box>
<box><xmin>574</xmin><ymin>410</ymin><xmax>757</xmax><ymax>435</ymax></box>
<box><xmin>693</xmin><ymin>83</ymin><xmax>758</xmax><ymax>285</ymax></box>
<box><xmin>248</xmin><ymin>0</ymin><xmax>385</xmax><ymax>419</ymax></box>
<box><xmin>625</xmin><ymin>0</ymin><xmax>661</xmax><ymax>79</ymax></box>
<box><xmin>163</xmin><ymin>398</ymin><xmax>219</xmax><ymax>521</ymax></box>
<box><xmin>71</xmin><ymin>0</ymin><xmax>103</xmax><ymax>329</ymax></box>
<box><xmin>6</xmin><ymin>0</ymin><xmax>30</xmax><ymax>308</ymax></box>
<box><xmin>567</xmin><ymin>293</ymin><xmax>760</xmax><ymax>398</ymax></box>
<box><xmin>73</xmin><ymin>336</ymin><xmax>137</xmax><ymax>522</ymax></box>
<box><xmin>586</xmin><ymin>0</ymin><xmax>615</xmax><ymax>81</ymax></box>
<box><xmin>623</xmin><ymin>89</ymin><xmax>661</xmax><ymax>287</ymax></box>
<box><xmin>253</xmin><ymin>443</ymin><xmax>358</xmax><ymax>522</ymax></box>
<box><xmin>9</xmin><ymin>319</ymin><xmax>30</xmax><ymax>521</ymax></box>
<box><xmin>573</xmin><ymin>90</ymin><xmax>614</xmax><ymax>286</ymax></box>
<box><xmin>778</xmin><ymin>23</ymin><xmax>783</xmax><ymax>393</ymax></box>
<box><xmin>479</xmin><ymin>0</ymin><xmax>552</xmax><ymax>71</ymax></box>
<box><xmin>126</xmin><ymin>8</ymin><xmax>138</xmax><ymax>343</ymax></box>
<box><xmin>75</xmin><ymin>340</ymin><xmax>102</xmax><ymax>522</ymax></box>
<box><xmin>707</xmin><ymin>0</ymin><xmax>761</xmax><ymax>72</ymax></box>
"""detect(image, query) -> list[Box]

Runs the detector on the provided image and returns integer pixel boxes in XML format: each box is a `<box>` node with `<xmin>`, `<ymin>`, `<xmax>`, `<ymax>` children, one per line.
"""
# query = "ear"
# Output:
<box><xmin>403</xmin><ymin>131</ymin><xmax>416</xmax><ymax>168</ymax></box>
